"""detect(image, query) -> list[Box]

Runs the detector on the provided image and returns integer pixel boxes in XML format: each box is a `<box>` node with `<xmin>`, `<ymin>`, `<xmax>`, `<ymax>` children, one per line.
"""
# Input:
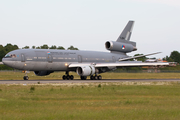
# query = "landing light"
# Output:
<box><xmin>65</xmin><ymin>63</ymin><xmax>68</xmax><ymax>66</ymax></box>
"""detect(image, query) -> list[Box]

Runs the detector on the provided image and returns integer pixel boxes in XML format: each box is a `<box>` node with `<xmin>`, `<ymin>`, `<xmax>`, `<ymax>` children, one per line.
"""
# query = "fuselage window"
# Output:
<box><xmin>4</xmin><ymin>54</ymin><xmax>16</xmax><ymax>58</ymax></box>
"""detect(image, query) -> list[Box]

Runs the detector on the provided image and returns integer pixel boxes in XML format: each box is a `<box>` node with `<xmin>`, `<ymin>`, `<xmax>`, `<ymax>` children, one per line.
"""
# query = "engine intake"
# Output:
<box><xmin>76</xmin><ymin>65</ymin><xmax>95</xmax><ymax>76</ymax></box>
<box><xmin>105</xmin><ymin>41</ymin><xmax>137</xmax><ymax>53</ymax></box>
<box><xmin>34</xmin><ymin>71</ymin><xmax>54</xmax><ymax>76</ymax></box>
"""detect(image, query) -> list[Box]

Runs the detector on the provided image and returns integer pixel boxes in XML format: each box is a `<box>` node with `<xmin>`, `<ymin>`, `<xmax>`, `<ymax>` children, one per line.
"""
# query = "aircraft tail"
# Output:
<box><xmin>117</xmin><ymin>21</ymin><xmax>134</xmax><ymax>41</ymax></box>
<box><xmin>105</xmin><ymin>21</ymin><xmax>137</xmax><ymax>53</ymax></box>
<box><xmin>116</xmin><ymin>21</ymin><xmax>136</xmax><ymax>47</ymax></box>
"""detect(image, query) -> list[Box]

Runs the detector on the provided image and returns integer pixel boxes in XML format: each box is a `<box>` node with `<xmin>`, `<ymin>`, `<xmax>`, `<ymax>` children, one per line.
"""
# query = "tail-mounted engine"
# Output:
<box><xmin>76</xmin><ymin>65</ymin><xmax>95</xmax><ymax>76</ymax></box>
<box><xmin>105</xmin><ymin>41</ymin><xmax>137</xmax><ymax>53</ymax></box>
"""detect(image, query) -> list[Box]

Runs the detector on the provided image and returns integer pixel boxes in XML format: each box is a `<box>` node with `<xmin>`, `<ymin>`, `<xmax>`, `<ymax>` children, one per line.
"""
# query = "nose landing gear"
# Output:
<box><xmin>23</xmin><ymin>76</ymin><xmax>29</xmax><ymax>80</ymax></box>
<box><xmin>23</xmin><ymin>71</ymin><xmax>29</xmax><ymax>80</ymax></box>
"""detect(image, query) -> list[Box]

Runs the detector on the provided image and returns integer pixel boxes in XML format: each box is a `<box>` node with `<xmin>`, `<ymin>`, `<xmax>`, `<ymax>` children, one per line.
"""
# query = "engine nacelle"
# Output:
<box><xmin>76</xmin><ymin>65</ymin><xmax>95</xmax><ymax>76</ymax></box>
<box><xmin>34</xmin><ymin>71</ymin><xmax>54</xmax><ymax>76</ymax></box>
<box><xmin>105</xmin><ymin>41</ymin><xmax>137</xmax><ymax>53</ymax></box>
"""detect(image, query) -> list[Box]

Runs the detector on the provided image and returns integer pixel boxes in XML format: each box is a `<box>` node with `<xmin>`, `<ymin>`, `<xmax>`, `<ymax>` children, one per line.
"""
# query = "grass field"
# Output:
<box><xmin>1</xmin><ymin>71</ymin><xmax>180</xmax><ymax>80</ymax></box>
<box><xmin>0</xmin><ymin>82</ymin><xmax>180</xmax><ymax>120</ymax></box>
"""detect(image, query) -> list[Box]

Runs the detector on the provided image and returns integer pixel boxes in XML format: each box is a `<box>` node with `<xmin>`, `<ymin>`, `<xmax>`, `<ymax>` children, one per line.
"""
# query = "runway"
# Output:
<box><xmin>0</xmin><ymin>79</ymin><xmax>180</xmax><ymax>84</ymax></box>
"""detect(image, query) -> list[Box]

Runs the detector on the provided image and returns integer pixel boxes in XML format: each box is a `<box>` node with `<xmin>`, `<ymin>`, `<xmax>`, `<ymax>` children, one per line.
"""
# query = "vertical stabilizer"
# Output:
<box><xmin>117</xmin><ymin>21</ymin><xmax>134</xmax><ymax>41</ymax></box>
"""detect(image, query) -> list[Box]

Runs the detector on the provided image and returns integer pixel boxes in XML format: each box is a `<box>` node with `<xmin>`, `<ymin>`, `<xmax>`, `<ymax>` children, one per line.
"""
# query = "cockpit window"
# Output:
<box><xmin>4</xmin><ymin>54</ymin><xmax>16</xmax><ymax>58</ymax></box>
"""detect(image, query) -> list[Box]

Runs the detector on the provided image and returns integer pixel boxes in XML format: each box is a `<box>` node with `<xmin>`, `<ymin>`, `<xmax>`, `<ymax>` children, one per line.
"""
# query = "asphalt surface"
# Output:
<box><xmin>0</xmin><ymin>79</ymin><xmax>180</xmax><ymax>84</ymax></box>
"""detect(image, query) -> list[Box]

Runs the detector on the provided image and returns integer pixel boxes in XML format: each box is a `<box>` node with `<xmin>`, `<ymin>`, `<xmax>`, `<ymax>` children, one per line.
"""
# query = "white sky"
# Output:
<box><xmin>0</xmin><ymin>0</ymin><xmax>180</xmax><ymax>59</ymax></box>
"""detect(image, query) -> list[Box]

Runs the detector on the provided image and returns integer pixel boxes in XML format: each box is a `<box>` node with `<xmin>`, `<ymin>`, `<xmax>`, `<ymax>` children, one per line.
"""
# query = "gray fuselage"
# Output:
<box><xmin>2</xmin><ymin>49</ymin><xmax>127</xmax><ymax>71</ymax></box>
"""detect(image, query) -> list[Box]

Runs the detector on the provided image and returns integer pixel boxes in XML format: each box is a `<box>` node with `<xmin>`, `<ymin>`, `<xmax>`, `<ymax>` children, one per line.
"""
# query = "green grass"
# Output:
<box><xmin>1</xmin><ymin>71</ymin><xmax>180</xmax><ymax>80</ymax></box>
<box><xmin>0</xmin><ymin>83</ymin><xmax>180</xmax><ymax>120</ymax></box>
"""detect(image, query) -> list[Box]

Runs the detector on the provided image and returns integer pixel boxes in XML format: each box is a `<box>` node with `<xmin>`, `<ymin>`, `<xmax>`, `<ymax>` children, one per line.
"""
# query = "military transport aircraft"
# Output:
<box><xmin>2</xmin><ymin>21</ymin><xmax>169</xmax><ymax>80</ymax></box>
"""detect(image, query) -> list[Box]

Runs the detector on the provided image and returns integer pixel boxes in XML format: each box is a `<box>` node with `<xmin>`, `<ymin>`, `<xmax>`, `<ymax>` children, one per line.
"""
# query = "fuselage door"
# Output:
<box><xmin>21</xmin><ymin>54</ymin><xmax>25</xmax><ymax>62</ymax></box>
<box><xmin>78</xmin><ymin>55</ymin><xmax>82</xmax><ymax>63</ymax></box>
<box><xmin>48</xmin><ymin>54</ymin><xmax>52</xmax><ymax>63</ymax></box>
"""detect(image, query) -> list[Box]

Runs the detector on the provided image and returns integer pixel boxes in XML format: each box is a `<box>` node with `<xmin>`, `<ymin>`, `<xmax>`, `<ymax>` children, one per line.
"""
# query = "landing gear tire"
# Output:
<box><xmin>62</xmin><ymin>75</ymin><xmax>74</xmax><ymax>80</ymax></box>
<box><xmin>90</xmin><ymin>75</ymin><xmax>102</xmax><ymax>80</ymax></box>
<box><xmin>81</xmin><ymin>76</ymin><xmax>87</xmax><ymax>80</ymax></box>
<box><xmin>66</xmin><ymin>75</ymin><xmax>69</xmax><ymax>80</ymax></box>
<box><xmin>94</xmin><ymin>75</ymin><xmax>98</xmax><ymax>80</ymax></box>
<box><xmin>90</xmin><ymin>75</ymin><xmax>94</xmax><ymax>80</ymax></box>
<box><xmin>98</xmin><ymin>75</ymin><xmax>102</xmax><ymax>80</ymax></box>
<box><xmin>70</xmin><ymin>75</ymin><xmax>74</xmax><ymax>80</ymax></box>
<box><xmin>62</xmin><ymin>71</ymin><xmax>74</xmax><ymax>80</ymax></box>
<box><xmin>23</xmin><ymin>76</ymin><xmax>29</xmax><ymax>80</ymax></box>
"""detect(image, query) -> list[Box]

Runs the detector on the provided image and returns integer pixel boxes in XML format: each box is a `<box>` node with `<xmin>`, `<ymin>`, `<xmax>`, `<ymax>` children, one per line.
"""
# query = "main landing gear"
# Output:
<box><xmin>23</xmin><ymin>71</ymin><xmax>29</xmax><ymax>80</ymax></box>
<box><xmin>62</xmin><ymin>71</ymin><xmax>74</xmax><ymax>80</ymax></box>
<box><xmin>90</xmin><ymin>75</ymin><xmax>102</xmax><ymax>80</ymax></box>
<box><xmin>80</xmin><ymin>76</ymin><xmax>87</xmax><ymax>80</ymax></box>
<box><xmin>80</xmin><ymin>75</ymin><xmax>102</xmax><ymax>80</ymax></box>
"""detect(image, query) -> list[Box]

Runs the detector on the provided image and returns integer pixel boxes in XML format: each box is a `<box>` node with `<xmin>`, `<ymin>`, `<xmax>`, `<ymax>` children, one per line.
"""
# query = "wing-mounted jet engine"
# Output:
<box><xmin>105</xmin><ymin>21</ymin><xmax>137</xmax><ymax>53</ymax></box>
<box><xmin>76</xmin><ymin>65</ymin><xmax>95</xmax><ymax>76</ymax></box>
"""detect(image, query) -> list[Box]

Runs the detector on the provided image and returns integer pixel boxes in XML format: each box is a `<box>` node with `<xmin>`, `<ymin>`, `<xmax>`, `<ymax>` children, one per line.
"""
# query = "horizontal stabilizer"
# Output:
<box><xmin>118</xmin><ymin>52</ymin><xmax>161</xmax><ymax>61</ymax></box>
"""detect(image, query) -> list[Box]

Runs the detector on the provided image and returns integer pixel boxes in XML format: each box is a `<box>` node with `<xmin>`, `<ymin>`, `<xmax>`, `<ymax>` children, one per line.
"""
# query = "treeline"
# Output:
<box><xmin>22</xmin><ymin>44</ymin><xmax>78</xmax><ymax>50</ymax></box>
<box><xmin>163</xmin><ymin>51</ymin><xmax>180</xmax><ymax>63</ymax></box>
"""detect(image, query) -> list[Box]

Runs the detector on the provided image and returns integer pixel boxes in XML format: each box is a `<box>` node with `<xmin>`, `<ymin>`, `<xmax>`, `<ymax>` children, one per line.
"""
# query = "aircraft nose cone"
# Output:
<box><xmin>2</xmin><ymin>58</ymin><xmax>6</xmax><ymax>64</ymax></box>
<box><xmin>2</xmin><ymin>58</ymin><xmax>13</xmax><ymax>67</ymax></box>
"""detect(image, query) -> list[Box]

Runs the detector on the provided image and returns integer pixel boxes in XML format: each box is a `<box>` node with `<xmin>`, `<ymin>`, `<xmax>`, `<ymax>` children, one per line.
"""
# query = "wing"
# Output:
<box><xmin>0</xmin><ymin>62</ymin><xmax>3</xmax><ymax>65</ymax></box>
<box><xmin>68</xmin><ymin>61</ymin><xmax>169</xmax><ymax>68</ymax></box>
<box><xmin>119</xmin><ymin>52</ymin><xmax>161</xmax><ymax>61</ymax></box>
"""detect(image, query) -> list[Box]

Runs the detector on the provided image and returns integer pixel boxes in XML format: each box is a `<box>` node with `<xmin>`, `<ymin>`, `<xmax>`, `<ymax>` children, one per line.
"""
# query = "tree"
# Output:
<box><xmin>163</xmin><ymin>56</ymin><xmax>174</xmax><ymax>62</ymax></box>
<box><xmin>22</xmin><ymin>46</ymin><xmax>29</xmax><ymax>49</ymax></box>
<box><xmin>4</xmin><ymin>43</ymin><xmax>19</xmax><ymax>53</ymax></box>
<box><xmin>170</xmin><ymin>51</ymin><xmax>180</xmax><ymax>63</ymax></box>
<box><xmin>0</xmin><ymin>48</ymin><xmax>6</xmax><ymax>62</ymax></box>
<box><xmin>57</xmin><ymin>46</ymin><xmax>65</xmax><ymax>50</ymax></box>
<box><xmin>36</xmin><ymin>46</ymin><xmax>40</xmax><ymax>49</ymax></box>
<box><xmin>67</xmin><ymin>46</ymin><xmax>78</xmax><ymax>50</ymax></box>
<box><xmin>40</xmin><ymin>44</ymin><xmax>49</xmax><ymax>49</ymax></box>
<box><xmin>32</xmin><ymin>46</ymin><xmax>36</xmax><ymax>49</ymax></box>
<box><xmin>49</xmin><ymin>45</ymin><xmax>57</xmax><ymax>49</ymax></box>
